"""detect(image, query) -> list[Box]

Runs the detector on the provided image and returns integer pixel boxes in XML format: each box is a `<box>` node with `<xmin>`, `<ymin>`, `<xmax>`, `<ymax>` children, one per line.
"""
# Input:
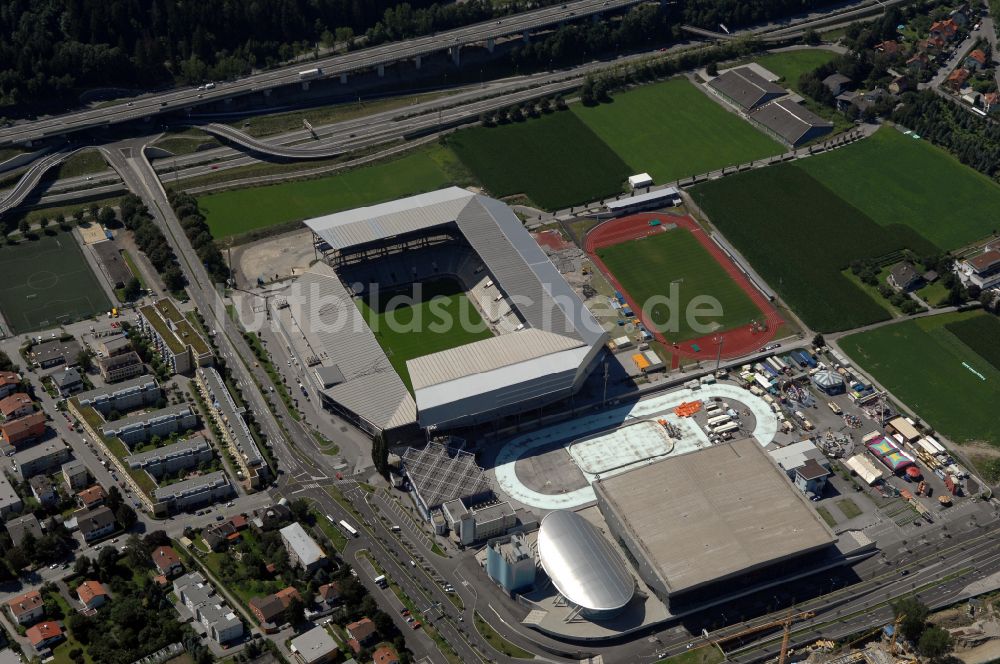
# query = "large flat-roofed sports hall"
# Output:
<box><xmin>0</xmin><ymin>233</ymin><xmax>112</xmax><ymax>334</ymax></box>
<box><xmin>585</xmin><ymin>213</ymin><xmax>782</xmax><ymax>363</ymax></box>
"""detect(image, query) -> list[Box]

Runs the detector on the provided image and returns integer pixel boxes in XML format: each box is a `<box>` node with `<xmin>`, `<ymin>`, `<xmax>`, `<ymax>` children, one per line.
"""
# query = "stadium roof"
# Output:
<box><xmin>594</xmin><ymin>437</ymin><xmax>836</xmax><ymax>596</ymax></box>
<box><xmin>286</xmin><ymin>263</ymin><xmax>417</xmax><ymax>432</ymax></box>
<box><xmin>708</xmin><ymin>67</ymin><xmax>787</xmax><ymax>110</ymax></box>
<box><xmin>748</xmin><ymin>99</ymin><xmax>834</xmax><ymax>146</ymax></box>
<box><xmin>401</xmin><ymin>441</ymin><xmax>492</xmax><ymax>512</ymax></box>
<box><xmin>301</xmin><ymin>188</ymin><xmax>607</xmax><ymax>430</ymax></box>
<box><xmin>537</xmin><ymin>510</ymin><xmax>635</xmax><ymax>614</ymax></box>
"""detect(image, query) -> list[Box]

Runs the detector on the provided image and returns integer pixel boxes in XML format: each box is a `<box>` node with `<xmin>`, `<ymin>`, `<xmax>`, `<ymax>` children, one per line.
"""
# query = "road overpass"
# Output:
<box><xmin>0</xmin><ymin>0</ymin><xmax>640</xmax><ymax>148</ymax></box>
<box><xmin>0</xmin><ymin>148</ymin><xmax>79</xmax><ymax>217</ymax></box>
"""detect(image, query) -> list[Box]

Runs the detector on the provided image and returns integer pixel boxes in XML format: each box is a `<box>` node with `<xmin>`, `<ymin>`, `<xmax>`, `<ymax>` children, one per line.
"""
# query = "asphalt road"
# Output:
<box><xmin>0</xmin><ymin>0</ymin><xmax>639</xmax><ymax>147</ymax></box>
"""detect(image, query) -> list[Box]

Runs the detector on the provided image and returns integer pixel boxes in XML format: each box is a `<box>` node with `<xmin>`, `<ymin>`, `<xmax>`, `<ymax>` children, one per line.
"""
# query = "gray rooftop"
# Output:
<box><xmin>153</xmin><ymin>470</ymin><xmax>229</xmax><ymax>501</ymax></box>
<box><xmin>6</xmin><ymin>513</ymin><xmax>41</xmax><ymax>545</ymax></box>
<box><xmin>51</xmin><ymin>367</ymin><xmax>82</xmax><ymax>387</ymax></box>
<box><xmin>199</xmin><ymin>367</ymin><xmax>263</xmax><ymax>466</ymax></box>
<box><xmin>0</xmin><ymin>473</ymin><xmax>20</xmax><ymax>509</ymax></box>
<box><xmin>92</xmin><ymin>240</ymin><xmax>134</xmax><ymax>287</ymax></box>
<box><xmin>13</xmin><ymin>439</ymin><xmax>69</xmax><ymax>465</ymax></box>
<box><xmin>125</xmin><ymin>435</ymin><xmax>211</xmax><ymax>468</ymax></box>
<box><xmin>280</xmin><ymin>522</ymin><xmax>327</xmax><ymax>568</ymax></box>
<box><xmin>77</xmin><ymin>374</ymin><xmax>158</xmax><ymax>404</ymax></box>
<box><xmin>290</xmin><ymin>626</ymin><xmax>338</xmax><ymax>661</ymax></box>
<box><xmin>594</xmin><ymin>437</ymin><xmax>837</xmax><ymax>595</ymax></box>
<box><xmin>708</xmin><ymin>67</ymin><xmax>787</xmax><ymax>110</ymax></box>
<box><xmin>101</xmin><ymin>403</ymin><xmax>193</xmax><ymax>433</ymax></box>
<box><xmin>537</xmin><ymin>510</ymin><xmax>635</xmax><ymax>613</ymax></box>
<box><xmin>32</xmin><ymin>338</ymin><xmax>82</xmax><ymax>365</ymax></box>
<box><xmin>748</xmin><ymin>98</ymin><xmax>834</xmax><ymax>146</ymax></box>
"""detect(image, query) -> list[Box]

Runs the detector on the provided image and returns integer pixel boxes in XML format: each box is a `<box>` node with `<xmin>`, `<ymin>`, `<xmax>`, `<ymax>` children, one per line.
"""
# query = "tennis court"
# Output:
<box><xmin>0</xmin><ymin>233</ymin><xmax>112</xmax><ymax>334</ymax></box>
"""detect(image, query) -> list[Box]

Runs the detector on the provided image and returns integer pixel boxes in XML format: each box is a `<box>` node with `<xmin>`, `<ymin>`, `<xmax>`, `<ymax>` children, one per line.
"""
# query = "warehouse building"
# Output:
<box><xmin>294</xmin><ymin>187</ymin><xmax>607</xmax><ymax>440</ymax></box>
<box><xmin>748</xmin><ymin>99</ymin><xmax>834</xmax><ymax>147</ymax></box>
<box><xmin>594</xmin><ymin>438</ymin><xmax>837</xmax><ymax>610</ymax></box>
<box><xmin>708</xmin><ymin>67</ymin><xmax>787</xmax><ymax>111</ymax></box>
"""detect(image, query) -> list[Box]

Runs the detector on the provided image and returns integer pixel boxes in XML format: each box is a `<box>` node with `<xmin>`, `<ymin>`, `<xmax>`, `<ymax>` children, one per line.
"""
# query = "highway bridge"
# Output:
<box><xmin>0</xmin><ymin>0</ymin><xmax>640</xmax><ymax>148</ymax></box>
<box><xmin>0</xmin><ymin>148</ymin><xmax>80</xmax><ymax>217</ymax></box>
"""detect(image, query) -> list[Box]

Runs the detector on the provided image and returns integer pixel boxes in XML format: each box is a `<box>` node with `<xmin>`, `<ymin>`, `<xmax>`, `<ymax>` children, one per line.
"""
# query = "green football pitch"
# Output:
<box><xmin>572</xmin><ymin>77</ymin><xmax>784</xmax><ymax>183</ymax></box>
<box><xmin>355</xmin><ymin>278</ymin><xmax>493</xmax><ymax>392</ymax></box>
<box><xmin>595</xmin><ymin>227</ymin><xmax>764</xmax><ymax>343</ymax></box>
<box><xmin>840</xmin><ymin>311</ymin><xmax>1000</xmax><ymax>449</ymax></box>
<box><xmin>0</xmin><ymin>233</ymin><xmax>112</xmax><ymax>334</ymax></box>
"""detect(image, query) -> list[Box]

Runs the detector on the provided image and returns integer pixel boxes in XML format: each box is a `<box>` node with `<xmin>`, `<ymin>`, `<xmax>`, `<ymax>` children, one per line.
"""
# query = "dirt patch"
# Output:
<box><xmin>233</xmin><ymin>228</ymin><xmax>315</xmax><ymax>287</ymax></box>
<box><xmin>533</xmin><ymin>229</ymin><xmax>572</xmax><ymax>252</ymax></box>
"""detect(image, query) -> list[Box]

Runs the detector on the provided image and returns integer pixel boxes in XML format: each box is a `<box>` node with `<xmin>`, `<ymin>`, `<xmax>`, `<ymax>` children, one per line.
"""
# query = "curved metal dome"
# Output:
<box><xmin>537</xmin><ymin>510</ymin><xmax>634</xmax><ymax>617</ymax></box>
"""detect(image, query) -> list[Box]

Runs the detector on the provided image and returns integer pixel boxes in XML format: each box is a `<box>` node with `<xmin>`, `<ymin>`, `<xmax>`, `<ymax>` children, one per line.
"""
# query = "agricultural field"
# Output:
<box><xmin>0</xmin><ymin>232</ymin><xmax>111</xmax><ymax>334</ymax></box>
<box><xmin>753</xmin><ymin>50</ymin><xmax>838</xmax><ymax>91</ymax></box>
<box><xmin>944</xmin><ymin>314</ymin><xmax>1000</xmax><ymax>372</ymax></box>
<box><xmin>595</xmin><ymin>227</ymin><xmax>764</xmax><ymax>342</ymax></box>
<box><xmin>447</xmin><ymin>111</ymin><xmax>631</xmax><ymax>210</ymax></box>
<box><xmin>573</xmin><ymin>78</ymin><xmax>783</xmax><ymax>183</ymax></box>
<box><xmin>355</xmin><ymin>277</ymin><xmax>493</xmax><ymax>391</ymax></box>
<box><xmin>840</xmin><ymin>311</ymin><xmax>1000</xmax><ymax>449</ymax></box>
<box><xmin>690</xmin><ymin>164</ymin><xmax>937</xmax><ymax>332</ymax></box>
<box><xmin>798</xmin><ymin>129</ymin><xmax>1000</xmax><ymax>250</ymax></box>
<box><xmin>197</xmin><ymin>144</ymin><xmax>470</xmax><ymax>238</ymax></box>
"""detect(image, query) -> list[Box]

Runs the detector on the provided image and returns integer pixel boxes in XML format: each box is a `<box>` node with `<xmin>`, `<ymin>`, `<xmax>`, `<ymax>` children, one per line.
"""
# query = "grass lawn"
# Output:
<box><xmin>0</xmin><ymin>232</ymin><xmax>112</xmax><ymax>333</ymax></box>
<box><xmin>355</xmin><ymin>277</ymin><xmax>493</xmax><ymax>391</ymax></box>
<box><xmin>916</xmin><ymin>280</ymin><xmax>950</xmax><ymax>307</ymax></box>
<box><xmin>197</xmin><ymin>144</ymin><xmax>471</xmax><ymax>238</ymax></box>
<box><xmin>836</xmin><ymin>497</ymin><xmax>862</xmax><ymax>519</ymax></box>
<box><xmin>753</xmin><ymin>50</ymin><xmax>838</xmax><ymax>92</ymax></box>
<box><xmin>657</xmin><ymin>645</ymin><xmax>725</xmax><ymax>664</ymax></box>
<box><xmin>5</xmin><ymin>196</ymin><xmax>121</xmax><ymax>228</ymax></box>
<box><xmin>798</xmin><ymin>128</ymin><xmax>1000</xmax><ymax>251</ymax></box>
<box><xmin>572</xmin><ymin>78</ymin><xmax>783</xmax><ymax>183</ymax></box>
<box><xmin>840</xmin><ymin>311</ymin><xmax>1000</xmax><ymax>449</ymax></box>
<box><xmin>944</xmin><ymin>313</ymin><xmax>1000</xmax><ymax>372</ymax></box>
<box><xmin>595</xmin><ymin>227</ymin><xmax>764</xmax><ymax>342</ymax></box>
<box><xmin>690</xmin><ymin>164</ymin><xmax>937</xmax><ymax>332</ymax></box>
<box><xmin>841</xmin><ymin>268</ymin><xmax>902</xmax><ymax>319</ymax></box>
<box><xmin>48</xmin><ymin>592</ymin><xmax>94</xmax><ymax>664</ymax></box>
<box><xmin>815</xmin><ymin>506</ymin><xmax>837</xmax><ymax>527</ymax></box>
<box><xmin>474</xmin><ymin>612</ymin><xmax>535</xmax><ymax>659</ymax></box>
<box><xmin>447</xmin><ymin>111</ymin><xmax>631</xmax><ymax>210</ymax></box>
<box><xmin>201</xmin><ymin>530</ymin><xmax>287</xmax><ymax>605</ymax></box>
<box><xmin>55</xmin><ymin>149</ymin><xmax>109</xmax><ymax>179</ymax></box>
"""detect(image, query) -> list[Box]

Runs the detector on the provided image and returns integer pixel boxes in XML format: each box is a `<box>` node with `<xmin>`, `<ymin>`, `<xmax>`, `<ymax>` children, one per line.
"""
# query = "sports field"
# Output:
<box><xmin>840</xmin><ymin>311</ymin><xmax>1000</xmax><ymax>448</ymax></box>
<box><xmin>798</xmin><ymin>129</ymin><xmax>1000</xmax><ymax>250</ymax></box>
<box><xmin>355</xmin><ymin>278</ymin><xmax>493</xmax><ymax>392</ymax></box>
<box><xmin>690</xmin><ymin>163</ymin><xmax>938</xmax><ymax>332</ymax></box>
<box><xmin>753</xmin><ymin>50</ymin><xmax>838</xmax><ymax>91</ymax></box>
<box><xmin>447</xmin><ymin>111</ymin><xmax>631</xmax><ymax>210</ymax></box>
<box><xmin>595</xmin><ymin>227</ymin><xmax>764</xmax><ymax>342</ymax></box>
<box><xmin>0</xmin><ymin>233</ymin><xmax>111</xmax><ymax>334</ymax></box>
<box><xmin>572</xmin><ymin>78</ymin><xmax>783</xmax><ymax>183</ymax></box>
<box><xmin>198</xmin><ymin>145</ymin><xmax>469</xmax><ymax>238</ymax></box>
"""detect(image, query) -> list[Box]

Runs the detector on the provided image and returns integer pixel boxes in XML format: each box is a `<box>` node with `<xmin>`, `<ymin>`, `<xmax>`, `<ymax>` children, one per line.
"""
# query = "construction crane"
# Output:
<box><xmin>715</xmin><ymin>610</ymin><xmax>816</xmax><ymax>653</ymax></box>
<box><xmin>890</xmin><ymin>614</ymin><xmax>906</xmax><ymax>655</ymax></box>
<box><xmin>778</xmin><ymin>610</ymin><xmax>810</xmax><ymax>664</ymax></box>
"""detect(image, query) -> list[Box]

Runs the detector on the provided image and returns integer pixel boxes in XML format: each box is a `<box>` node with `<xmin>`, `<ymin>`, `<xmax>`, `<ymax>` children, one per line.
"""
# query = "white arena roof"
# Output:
<box><xmin>303</xmin><ymin>188</ymin><xmax>607</xmax><ymax>431</ymax></box>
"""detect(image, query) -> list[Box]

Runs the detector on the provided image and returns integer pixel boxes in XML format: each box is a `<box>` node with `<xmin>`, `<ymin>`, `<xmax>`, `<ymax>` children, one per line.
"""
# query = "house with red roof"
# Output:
<box><xmin>0</xmin><ymin>393</ymin><xmax>33</xmax><ymax>420</ymax></box>
<box><xmin>77</xmin><ymin>580</ymin><xmax>109</xmax><ymax>611</ymax></box>
<box><xmin>151</xmin><ymin>545</ymin><xmax>183</xmax><ymax>577</ymax></box>
<box><xmin>373</xmin><ymin>645</ymin><xmax>400</xmax><ymax>664</ymax></box>
<box><xmin>965</xmin><ymin>49</ymin><xmax>988</xmax><ymax>70</ymax></box>
<box><xmin>6</xmin><ymin>590</ymin><xmax>43</xmax><ymax>625</ymax></box>
<box><xmin>249</xmin><ymin>586</ymin><xmax>302</xmax><ymax>630</ymax></box>
<box><xmin>76</xmin><ymin>484</ymin><xmax>107</xmax><ymax>510</ymax></box>
<box><xmin>930</xmin><ymin>18</ymin><xmax>959</xmax><ymax>41</ymax></box>
<box><xmin>0</xmin><ymin>372</ymin><xmax>21</xmax><ymax>399</ymax></box>
<box><xmin>946</xmin><ymin>68</ymin><xmax>971</xmax><ymax>90</ymax></box>
<box><xmin>26</xmin><ymin>621</ymin><xmax>64</xmax><ymax>652</ymax></box>
<box><xmin>346</xmin><ymin>617</ymin><xmax>377</xmax><ymax>648</ymax></box>
<box><xmin>875</xmin><ymin>40</ymin><xmax>901</xmax><ymax>56</ymax></box>
<box><xmin>984</xmin><ymin>91</ymin><xmax>1000</xmax><ymax>113</ymax></box>
<box><xmin>0</xmin><ymin>411</ymin><xmax>47</xmax><ymax>447</ymax></box>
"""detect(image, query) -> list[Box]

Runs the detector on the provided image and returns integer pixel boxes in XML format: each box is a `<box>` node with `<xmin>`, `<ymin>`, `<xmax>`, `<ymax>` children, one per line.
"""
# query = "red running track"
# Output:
<box><xmin>584</xmin><ymin>212</ymin><xmax>783</xmax><ymax>366</ymax></box>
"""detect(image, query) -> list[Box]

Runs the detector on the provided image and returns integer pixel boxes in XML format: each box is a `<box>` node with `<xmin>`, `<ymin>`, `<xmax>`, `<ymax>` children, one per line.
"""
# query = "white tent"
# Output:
<box><xmin>627</xmin><ymin>173</ymin><xmax>653</xmax><ymax>190</ymax></box>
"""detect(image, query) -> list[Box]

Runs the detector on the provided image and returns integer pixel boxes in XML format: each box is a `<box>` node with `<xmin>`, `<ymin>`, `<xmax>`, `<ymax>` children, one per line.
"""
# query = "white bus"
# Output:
<box><xmin>706</xmin><ymin>414</ymin><xmax>732</xmax><ymax>428</ymax></box>
<box><xmin>713</xmin><ymin>422</ymin><xmax>740</xmax><ymax>435</ymax></box>
<box><xmin>339</xmin><ymin>520</ymin><xmax>359</xmax><ymax>538</ymax></box>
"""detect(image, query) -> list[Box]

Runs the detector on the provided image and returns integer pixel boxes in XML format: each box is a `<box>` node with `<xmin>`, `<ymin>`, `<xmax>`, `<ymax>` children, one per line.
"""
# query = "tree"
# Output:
<box><xmin>76</xmin><ymin>349</ymin><xmax>94</xmax><ymax>372</ymax></box>
<box><xmin>893</xmin><ymin>597</ymin><xmax>930</xmax><ymax>642</ymax></box>
<box><xmin>803</xmin><ymin>29</ymin><xmax>821</xmax><ymax>46</ymax></box>
<box><xmin>580</xmin><ymin>76</ymin><xmax>596</xmax><ymax>105</ymax></box>
<box><xmin>98</xmin><ymin>207</ymin><xmax>117</xmax><ymax>227</ymax></box>
<box><xmin>123</xmin><ymin>277</ymin><xmax>142</xmax><ymax>301</ymax></box>
<box><xmin>706</xmin><ymin>61</ymin><xmax>719</xmax><ymax>76</ymax></box>
<box><xmin>116</xmin><ymin>503</ymin><xmax>138</xmax><ymax>531</ymax></box>
<box><xmin>106</xmin><ymin>485</ymin><xmax>124</xmax><ymax>511</ymax></box>
<box><xmin>372</xmin><ymin>432</ymin><xmax>389</xmax><ymax>477</ymax></box>
<box><xmin>812</xmin><ymin>333</ymin><xmax>825</xmax><ymax>348</ymax></box>
<box><xmin>17</xmin><ymin>219</ymin><xmax>29</xmax><ymax>234</ymax></box>
<box><xmin>73</xmin><ymin>209</ymin><xmax>85</xmax><ymax>224</ymax></box>
<box><xmin>290</xmin><ymin>499</ymin><xmax>311</xmax><ymax>524</ymax></box>
<box><xmin>97</xmin><ymin>546</ymin><xmax>119</xmax><ymax>580</ymax></box>
<box><xmin>918</xmin><ymin>626</ymin><xmax>953</xmax><ymax>659</ymax></box>
<box><xmin>39</xmin><ymin>216</ymin><xmax>50</xmax><ymax>230</ymax></box>
<box><xmin>88</xmin><ymin>203</ymin><xmax>99</xmax><ymax>219</ymax></box>
<box><xmin>73</xmin><ymin>556</ymin><xmax>91</xmax><ymax>576</ymax></box>
<box><xmin>284</xmin><ymin>596</ymin><xmax>306</xmax><ymax>625</ymax></box>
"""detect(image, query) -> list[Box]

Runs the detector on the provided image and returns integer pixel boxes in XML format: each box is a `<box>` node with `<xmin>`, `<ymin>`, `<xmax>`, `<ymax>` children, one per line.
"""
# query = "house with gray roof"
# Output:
<box><xmin>708</xmin><ymin>67</ymin><xmax>787</xmax><ymax>111</ymax></box>
<box><xmin>748</xmin><ymin>99</ymin><xmax>834</xmax><ymax>147</ymax></box>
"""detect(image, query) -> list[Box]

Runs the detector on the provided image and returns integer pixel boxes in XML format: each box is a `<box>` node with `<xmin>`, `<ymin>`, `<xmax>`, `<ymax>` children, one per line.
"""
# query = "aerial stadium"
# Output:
<box><xmin>274</xmin><ymin>187</ymin><xmax>607</xmax><ymax>442</ymax></box>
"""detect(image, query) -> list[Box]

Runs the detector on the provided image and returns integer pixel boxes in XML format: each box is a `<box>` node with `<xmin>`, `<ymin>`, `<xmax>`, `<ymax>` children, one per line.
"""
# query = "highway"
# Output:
<box><xmin>0</xmin><ymin>0</ymin><xmax>640</xmax><ymax>147</ymax></box>
<box><xmin>0</xmin><ymin>148</ymin><xmax>75</xmax><ymax>216</ymax></box>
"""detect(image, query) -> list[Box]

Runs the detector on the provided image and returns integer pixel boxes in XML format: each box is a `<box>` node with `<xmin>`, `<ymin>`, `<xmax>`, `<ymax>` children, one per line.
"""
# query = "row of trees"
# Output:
<box><xmin>167</xmin><ymin>190</ymin><xmax>230</xmax><ymax>285</ymax></box>
<box><xmin>119</xmin><ymin>194</ymin><xmax>187</xmax><ymax>293</ymax></box>
<box><xmin>480</xmin><ymin>95</ymin><xmax>568</xmax><ymax>126</ymax></box>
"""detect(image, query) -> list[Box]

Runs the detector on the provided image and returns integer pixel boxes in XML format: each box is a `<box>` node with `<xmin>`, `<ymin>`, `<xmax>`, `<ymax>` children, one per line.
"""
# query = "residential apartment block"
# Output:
<box><xmin>100</xmin><ymin>404</ymin><xmax>197</xmax><ymax>447</ymax></box>
<box><xmin>137</xmin><ymin>299</ymin><xmax>212</xmax><ymax>375</ymax></box>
